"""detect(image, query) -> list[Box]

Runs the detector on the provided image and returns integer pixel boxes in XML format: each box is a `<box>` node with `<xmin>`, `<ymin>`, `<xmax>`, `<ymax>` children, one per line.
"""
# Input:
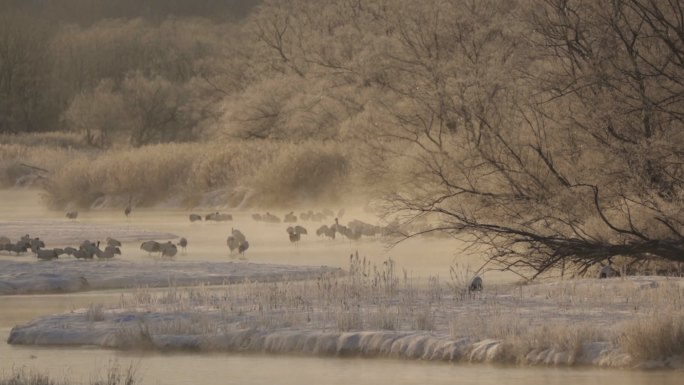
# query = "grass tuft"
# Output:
<box><xmin>619</xmin><ymin>315</ymin><xmax>684</xmax><ymax>361</ymax></box>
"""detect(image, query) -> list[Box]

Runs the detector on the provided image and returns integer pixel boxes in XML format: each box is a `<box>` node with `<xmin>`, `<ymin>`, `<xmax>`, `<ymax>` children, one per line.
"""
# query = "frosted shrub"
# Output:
<box><xmin>619</xmin><ymin>314</ymin><xmax>684</xmax><ymax>361</ymax></box>
<box><xmin>249</xmin><ymin>141</ymin><xmax>350</xmax><ymax>206</ymax></box>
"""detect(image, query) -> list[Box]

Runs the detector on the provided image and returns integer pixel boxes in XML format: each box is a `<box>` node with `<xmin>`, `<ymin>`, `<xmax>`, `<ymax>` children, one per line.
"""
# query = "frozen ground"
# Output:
<box><xmin>7</xmin><ymin>276</ymin><xmax>684</xmax><ymax>369</ymax></box>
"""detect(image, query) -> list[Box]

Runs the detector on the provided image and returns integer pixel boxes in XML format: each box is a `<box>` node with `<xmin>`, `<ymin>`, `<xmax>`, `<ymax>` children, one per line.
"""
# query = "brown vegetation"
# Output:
<box><xmin>1</xmin><ymin>0</ymin><xmax>684</xmax><ymax>274</ymax></box>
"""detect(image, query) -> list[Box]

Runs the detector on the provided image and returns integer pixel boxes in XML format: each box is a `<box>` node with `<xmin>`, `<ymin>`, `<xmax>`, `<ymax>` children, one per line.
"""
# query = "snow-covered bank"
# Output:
<box><xmin>7</xmin><ymin>275</ymin><xmax>684</xmax><ymax>369</ymax></box>
<box><xmin>1</xmin><ymin>310</ymin><xmax>648</xmax><ymax>368</ymax></box>
<box><xmin>0</xmin><ymin>259</ymin><xmax>343</xmax><ymax>294</ymax></box>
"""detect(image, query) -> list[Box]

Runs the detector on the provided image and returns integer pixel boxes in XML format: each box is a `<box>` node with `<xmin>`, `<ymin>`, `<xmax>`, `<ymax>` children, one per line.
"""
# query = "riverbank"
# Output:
<box><xmin>8</xmin><ymin>271</ymin><xmax>684</xmax><ymax>369</ymax></box>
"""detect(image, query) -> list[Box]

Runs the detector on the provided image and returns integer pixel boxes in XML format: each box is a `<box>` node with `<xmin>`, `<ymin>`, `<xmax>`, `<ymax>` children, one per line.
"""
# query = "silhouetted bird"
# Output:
<box><xmin>189</xmin><ymin>214</ymin><xmax>202</xmax><ymax>222</ymax></box>
<box><xmin>286</xmin><ymin>227</ymin><xmax>303</xmax><ymax>243</ymax></box>
<box><xmin>106</xmin><ymin>237</ymin><xmax>121</xmax><ymax>247</ymax></box>
<box><xmin>140</xmin><ymin>240</ymin><xmax>161</xmax><ymax>255</ymax></box>
<box><xmin>469</xmin><ymin>276</ymin><xmax>483</xmax><ymax>292</ymax></box>
<box><xmin>36</xmin><ymin>248</ymin><xmax>60</xmax><ymax>261</ymax></box>
<box><xmin>316</xmin><ymin>225</ymin><xmax>336</xmax><ymax>240</ymax></box>
<box><xmin>66</xmin><ymin>211</ymin><xmax>78</xmax><ymax>219</ymax></box>
<box><xmin>284</xmin><ymin>212</ymin><xmax>297</xmax><ymax>223</ymax></box>
<box><xmin>238</xmin><ymin>240</ymin><xmax>249</xmax><ymax>258</ymax></box>
<box><xmin>227</xmin><ymin>236</ymin><xmax>240</xmax><ymax>254</ymax></box>
<box><xmin>124</xmin><ymin>204</ymin><xmax>132</xmax><ymax>218</ymax></box>
<box><xmin>63</xmin><ymin>246</ymin><xmax>78</xmax><ymax>256</ymax></box>
<box><xmin>100</xmin><ymin>246</ymin><xmax>121</xmax><ymax>259</ymax></box>
<box><xmin>160</xmin><ymin>242</ymin><xmax>177</xmax><ymax>258</ymax></box>
<box><xmin>231</xmin><ymin>228</ymin><xmax>246</xmax><ymax>243</ymax></box>
<box><xmin>178</xmin><ymin>237</ymin><xmax>187</xmax><ymax>251</ymax></box>
<box><xmin>263</xmin><ymin>212</ymin><xmax>281</xmax><ymax>223</ymax></box>
<box><xmin>598</xmin><ymin>262</ymin><xmax>620</xmax><ymax>278</ymax></box>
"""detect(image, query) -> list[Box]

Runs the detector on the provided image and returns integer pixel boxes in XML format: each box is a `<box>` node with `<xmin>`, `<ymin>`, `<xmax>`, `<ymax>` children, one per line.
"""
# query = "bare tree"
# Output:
<box><xmin>368</xmin><ymin>0</ymin><xmax>684</xmax><ymax>278</ymax></box>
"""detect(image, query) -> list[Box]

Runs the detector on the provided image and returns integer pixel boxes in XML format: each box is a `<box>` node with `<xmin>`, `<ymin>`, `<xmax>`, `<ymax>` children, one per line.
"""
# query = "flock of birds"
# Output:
<box><xmin>1</xmin><ymin>205</ymin><xmax>395</xmax><ymax>263</ymax></box>
<box><xmin>0</xmin><ymin>204</ymin><xmax>499</xmax><ymax>292</ymax></box>
<box><xmin>0</xmin><ymin>234</ymin><xmax>122</xmax><ymax>260</ymax></box>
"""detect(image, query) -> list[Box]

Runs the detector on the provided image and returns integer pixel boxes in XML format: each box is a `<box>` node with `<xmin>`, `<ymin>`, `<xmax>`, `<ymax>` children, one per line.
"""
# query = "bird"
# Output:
<box><xmin>178</xmin><ymin>237</ymin><xmax>187</xmax><ymax>253</ymax></box>
<box><xmin>469</xmin><ymin>276</ymin><xmax>483</xmax><ymax>292</ymax></box>
<box><xmin>238</xmin><ymin>240</ymin><xmax>249</xmax><ymax>259</ymax></box>
<box><xmin>106</xmin><ymin>237</ymin><xmax>121</xmax><ymax>247</ymax></box>
<box><xmin>79</xmin><ymin>240</ymin><xmax>100</xmax><ymax>259</ymax></box>
<box><xmin>284</xmin><ymin>212</ymin><xmax>297</xmax><ymax>223</ymax></box>
<box><xmin>66</xmin><ymin>211</ymin><xmax>78</xmax><ymax>219</ymax></box>
<box><xmin>316</xmin><ymin>225</ymin><xmax>335</xmax><ymax>240</ymax></box>
<box><xmin>124</xmin><ymin>204</ymin><xmax>132</xmax><ymax>218</ymax></box>
<box><xmin>227</xmin><ymin>236</ymin><xmax>240</xmax><ymax>255</ymax></box>
<box><xmin>316</xmin><ymin>225</ymin><xmax>329</xmax><ymax>237</ymax></box>
<box><xmin>251</xmin><ymin>213</ymin><xmax>263</xmax><ymax>222</ymax></box>
<box><xmin>29</xmin><ymin>237</ymin><xmax>45</xmax><ymax>252</ymax></box>
<box><xmin>287</xmin><ymin>227</ymin><xmax>301</xmax><ymax>243</ymax></box>
<box><xmin>345</xmin><ymin>228</ymin><xmax>362</xmax><ymax>241</ymax></box>
<box><xmin>294</xmin><ymin>225</ymin><xmax>308</xmax><ymax>235</ymax></box>
<box><xmin>189</xmin><ymin>214</ymin><xmax>202</xmax><ymax>222</ymax></box>
<box><xmin>72</xmin><ymin>248</ymin><xmax>90</xmax><ymax>259</ymax></box>
<box><xmin>231</xmin><ymin>228</ymin><xmax>246</xmax><ymax>243</ymax></box>
<box><xmin>63</xmin><ymin>246</ymin><xmax>79</xmax><ymax>256</ymax></box>
<box><xmin>331</xmin><ymin>218</ymin><xmax>349</xmax><ymax>238</ymax></box>
<box><xmin>140</xmin><ymin>240</ymin><xmax>161</xmax><ymax>255</ymax></box>
<box><xmin>598</xmin><ymin>261</ymin><xmax>620</xmax><ymax>279</ymax></box>
<box><xmin>160</xmin><ymin>242</ymin><xmax>177</xmax><ymax>258</ymax></box>
<box><xmin>263</xmin><ymin>212</ymin><xmax>281</xmax><ymax>223</ymax></box>
<box><xmin>100</xmin><ymin>246</ymin><xmax>121</xmax><ymax>258</ymax></box>
<box><xmin>206</xmin><ymin>212</ymin><xmax>232</xmax><ymax>221</ymax></box>
<box><xmin>36</xmin><ymin>248</ymin><xmax>59</xmax><ymax>261</ymax></box>
<box><xmin>8</xmin><ymin>242</ymin><xmax>28</xmax><ymax>255</ymax></box>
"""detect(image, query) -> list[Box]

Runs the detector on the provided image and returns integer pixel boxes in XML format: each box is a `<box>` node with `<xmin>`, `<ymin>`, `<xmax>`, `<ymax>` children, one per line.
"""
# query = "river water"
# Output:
<box><xmin>1</xmin><ymin>190</ymin><xmax>682</xmax><ymax>383</ymax></box>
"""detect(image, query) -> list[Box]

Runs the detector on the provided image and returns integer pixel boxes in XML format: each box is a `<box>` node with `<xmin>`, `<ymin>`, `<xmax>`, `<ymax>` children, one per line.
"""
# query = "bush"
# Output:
<box><xmin>249</xmin><ymin>141</ymin><xmax>350</xmax><ymax>206</ymax></box>
<box><xmin>43</xmin><ymin>140</ymin><xmax>359</xmax><ymax>209</ymax></box>
<box><xmin>0</xmin><ymin>144</ymin><xmax>84</xmax><ymax>188</ymax></box>
<box><xmin>619</xmin><ymin>315</ymin><xmax>684</xmax><ymax>361</ymax></box>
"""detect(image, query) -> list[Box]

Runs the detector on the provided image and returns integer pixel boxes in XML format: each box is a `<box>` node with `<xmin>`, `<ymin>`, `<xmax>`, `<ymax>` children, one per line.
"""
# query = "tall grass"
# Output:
<box><xmin>0</xmin><ymin>361</ymin><xmax>138</xmax><ymax>385</ymax></box>
<box><xmin>99</xmin><ymin>257</ymin><xmax>684</xmax><ymax>365</ymax></box>
<box><xmin>0</xmin><ymin>144</ymin><xmax>85</xmax><ymax>188</ymax></box>
<box><xmin>619</xmin><ymin>315</ymin><xmax>684</xmax><ymax>361</ymax></box>
<box><xmin>41</xmin><ymin>140</ymin><xmax>358</xmax><ymax>209</ymax></box>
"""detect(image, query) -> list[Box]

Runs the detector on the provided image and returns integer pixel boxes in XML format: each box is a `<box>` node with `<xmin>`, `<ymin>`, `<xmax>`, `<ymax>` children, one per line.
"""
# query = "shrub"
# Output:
<box><xmin>619</xmin><ymin>314</ymin><xmax>684</xmax><ymax>361</ymax></box>
<box><xmin>249</xmin><ymin>141</ymin><xmax>350</xmax><ymax>206</ymax></box>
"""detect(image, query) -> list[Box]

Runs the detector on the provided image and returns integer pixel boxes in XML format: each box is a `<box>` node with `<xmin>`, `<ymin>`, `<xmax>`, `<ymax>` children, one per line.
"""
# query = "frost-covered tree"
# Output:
<box><xmin>366</xmin><ymin>0</ymin><xmax>684</xmax><ymax>277</ymax></box>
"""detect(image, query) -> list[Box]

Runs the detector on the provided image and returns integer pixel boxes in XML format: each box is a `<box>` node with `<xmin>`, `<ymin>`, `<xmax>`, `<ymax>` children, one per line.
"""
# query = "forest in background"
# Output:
<box><xmin>2</xmin><ymin>0</ymin><xmax>683</xmax><ymax>277</ymax></box>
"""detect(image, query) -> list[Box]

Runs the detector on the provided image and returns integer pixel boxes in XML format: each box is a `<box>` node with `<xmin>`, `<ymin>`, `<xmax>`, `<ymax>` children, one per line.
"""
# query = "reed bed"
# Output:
<box><xmin>0</xmin><ymin>139</ymin><xmax>359</xmax><ymax>209</ymax></box>
<box><xmin>0</xmin><ymin>361</ymin><xmax>137</xmax><ymax>385</ymax></box>
<box><xmin>89</xmin><ymin>254</ymin><xmax>684</xmax><ymax>365</ymax></box>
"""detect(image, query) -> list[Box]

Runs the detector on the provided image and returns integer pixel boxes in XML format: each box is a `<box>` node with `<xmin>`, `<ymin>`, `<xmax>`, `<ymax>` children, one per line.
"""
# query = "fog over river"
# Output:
<box><xmin>0</xmin><ymin>190</ymin><xmax>681</xmax><ymax>384</ymax></box>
